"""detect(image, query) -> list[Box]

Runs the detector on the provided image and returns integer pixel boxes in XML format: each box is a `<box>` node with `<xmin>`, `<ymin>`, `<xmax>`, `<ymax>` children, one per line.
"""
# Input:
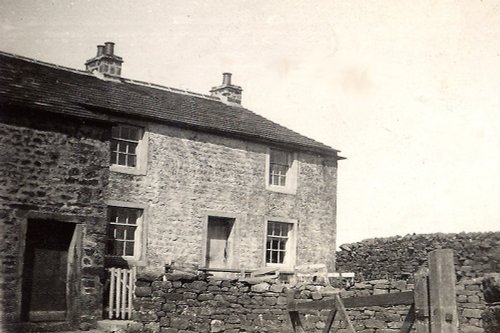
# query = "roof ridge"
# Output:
<box><xmin>0</xmin><ymin>50</ymin><xmax>92</xmax><ymax>76</ymax></box>
<box><xmin>122</xmin><ymin>77</ymin><xmax>220</xmax><ymax>101</ymax></box>
<box><xmin>0</xmin><ymin>50</ymin><xmax>221</xmax><ymax>102</ymax></box>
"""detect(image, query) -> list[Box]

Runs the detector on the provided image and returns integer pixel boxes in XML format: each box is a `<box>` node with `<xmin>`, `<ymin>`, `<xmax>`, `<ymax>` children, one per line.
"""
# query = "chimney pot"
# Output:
<box><xmin>104</xmin><ymin>42</ymin><xmax>115</xmax><ymax>55</ymax></box>
<box><xmin>97</xmin><ymin>45</ymin><xmax>105</xmax><ymax>56</ymax></box>
<box><xmin>222</xmin><ymin>72</ymin><xmax>232</xmax><ymax>85</ymax></box>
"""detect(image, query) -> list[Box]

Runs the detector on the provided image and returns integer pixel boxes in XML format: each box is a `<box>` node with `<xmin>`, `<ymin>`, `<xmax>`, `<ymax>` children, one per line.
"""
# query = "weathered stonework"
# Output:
<box><xmin>0</xmin><ymin>109</ymin><xmax>110</xmax><ymax>332</ymax></box>
<box><xmin>336</xmin><ymin>232</ymin><xmax>500</xmax><ymax>332</ymax></box>
<box><xmin>131</xmin><ymin>268</ymin><xmax>492</xmax><ymax>333</ymax></box>
<box><xmin>337</xmin><ymin>232</ymin><xmax>500</xmax><ymax>281</ymax></box>
<box><xmin>109</xmin><ymin>123</ymin><xmax>338</xmax><ymax>271</ymax></box>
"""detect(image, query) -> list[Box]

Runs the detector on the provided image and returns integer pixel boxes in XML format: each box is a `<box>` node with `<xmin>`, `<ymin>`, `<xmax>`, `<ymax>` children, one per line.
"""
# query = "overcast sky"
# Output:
<box><xmin>1</xmin><ymin>0</ymin><xmax>499</xmax><ymax>246</ymax></box>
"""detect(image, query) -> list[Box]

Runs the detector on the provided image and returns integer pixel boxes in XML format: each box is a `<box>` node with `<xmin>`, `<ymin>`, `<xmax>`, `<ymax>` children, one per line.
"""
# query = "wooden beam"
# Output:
<box><xmin>293</xmin><ymin>291</ymin><xmax>414</xmax><ymax>311</ymax></box>
<box><xmin>287</xmin><ymin>289</ymin><xmax>305</xmax><ymax>332</ymax></box>
<box><xmin>335</xmin><ymin>295</ymin><xmax>356</xmax><ymax>333</ymax></box>
<box><xmin>322</xmin><ymin>309</ymin><xmax>337</xmax><ymax>333</ymax></box>
<box><xmin>414</xmin><ymin>267</ymin><xmax>430</xmax><ymax>333</ymax></box>
<box><xmin>289</xmin><ymin>311</ymin><xmax>306</xmax><ymax>333</ymax></box>
<box><xmin>428</xmin><ymin>249</ymin><xmax>458</xmax><ymax>333</ymax></box>
<box><xmin>399</xmin><ymin>303</ymin><xmax>415</xmax><ymax>333</ymax></box>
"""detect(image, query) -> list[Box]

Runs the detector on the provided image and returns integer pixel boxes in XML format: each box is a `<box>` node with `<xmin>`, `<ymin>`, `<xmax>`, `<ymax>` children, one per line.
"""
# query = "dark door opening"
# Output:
<box><xmin>206</xmin><ymin>216</ymin><xmax>235</xmax><ymax>269</ymax></box>
<box><xmin>21</xmin><ymin>220</ymin><xmax>76</xmax><ymax>322</ymax></box>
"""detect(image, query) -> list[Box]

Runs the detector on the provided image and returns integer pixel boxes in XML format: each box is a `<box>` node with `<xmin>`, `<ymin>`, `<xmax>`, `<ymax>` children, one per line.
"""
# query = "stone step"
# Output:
<box><xmin>96</xmin><ymin>320</ymin><xmax>133</xmax><ymax>332</ymax></box>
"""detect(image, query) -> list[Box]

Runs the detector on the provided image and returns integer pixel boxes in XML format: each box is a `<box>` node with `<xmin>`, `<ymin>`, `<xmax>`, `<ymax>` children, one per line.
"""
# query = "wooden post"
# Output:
<box><xmin>414</xmin><ymin>267</ymin><xmax>430</xmax><ymax>333</ymax></box>
<box><xmin>108</xmin><ymin>268</ymin><xmax>115</xmax><ymax>319</ymax></box>
<box><xmin>287</xmin><ymin>289</ymin><xmax>305</xmax><ymax>333</ymax></box>
<box><xmin>322</xmin><ymin>309</ymin><xmax>337</xmax><ymax>333</ymax></box>
<box><xmin>335</xmin><ymin>294</ymin><xmax>356</xmax><ymax>333</ymax></box>
<box><xmin>428</xmin><ymin>249</ymin><xmax>458</xmax><ymax>333</ymax></box>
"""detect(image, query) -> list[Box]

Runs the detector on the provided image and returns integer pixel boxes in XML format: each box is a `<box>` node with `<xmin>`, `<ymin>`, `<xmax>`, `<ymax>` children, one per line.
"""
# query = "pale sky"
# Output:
<box><xmin>1</xmin><ymin>0</ymin><xmax>499</xmax><ymax>246</ymax></box>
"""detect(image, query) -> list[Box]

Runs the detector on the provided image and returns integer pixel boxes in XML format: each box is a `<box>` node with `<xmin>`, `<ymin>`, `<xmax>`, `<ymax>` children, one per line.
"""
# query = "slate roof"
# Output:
<box><xmin>0</xmin><ymin>51</ymin><xmax>340</xmax><ymax>156</ymax></box>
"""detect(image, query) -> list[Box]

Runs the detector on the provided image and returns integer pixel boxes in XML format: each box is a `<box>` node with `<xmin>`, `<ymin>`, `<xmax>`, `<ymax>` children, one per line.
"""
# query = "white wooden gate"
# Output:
<box><xmin>107</xmin><ymin>267</ymin><xmax>136</xmax><ymax>320</ymax></box>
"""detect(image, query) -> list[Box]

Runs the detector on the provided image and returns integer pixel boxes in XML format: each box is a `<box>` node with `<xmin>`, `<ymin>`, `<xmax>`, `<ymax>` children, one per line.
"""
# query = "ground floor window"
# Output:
<box><xmin>265</xmin><ymin>220</ymin><xmax>296</xmax><ymax>269</ymax></box>
<box><xmin>107</xmin><ymin>206</ymin><xmax>143</xmax><ymax>259</ymax></box>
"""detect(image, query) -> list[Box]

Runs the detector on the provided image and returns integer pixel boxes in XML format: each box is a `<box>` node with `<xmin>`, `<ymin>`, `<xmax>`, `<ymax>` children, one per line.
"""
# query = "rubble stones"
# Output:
<box><xmin>482</xmin><ymin>273</ymin><xmax>500</xmax><ymax>303</ymax></box>
<box><xmin>131</xmin><ymin>271</ymin><xmax>447</xmax><ymax>332</ymax></box>
<box><xmin>337</xmin><ymin>232</ymin><xmax>500</xmax><ymax>281</ymax></box>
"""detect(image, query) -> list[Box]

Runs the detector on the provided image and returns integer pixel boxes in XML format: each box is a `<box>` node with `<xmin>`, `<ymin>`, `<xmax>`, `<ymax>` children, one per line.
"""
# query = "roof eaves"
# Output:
<box><xmin>77</xmin><ymin>101</ymin><xmax>341</xmax><ymax>157</ymax></box>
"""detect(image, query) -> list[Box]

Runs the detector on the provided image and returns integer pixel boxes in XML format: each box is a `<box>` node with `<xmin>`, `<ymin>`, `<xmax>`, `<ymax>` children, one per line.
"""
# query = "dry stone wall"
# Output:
<box><xmin>336</xmin><ymin>232</ymin><xmax>500</xmax><ymax>281</ymax></box>
<box><xmin>129</xmin><ymin>268</ymin><xmax>450</xmax><ymax>333</ymax></box>
<box><xmin>336</xmin><ymin>232</ymin><xmax>500</xmax><ymax>332</ymax></box>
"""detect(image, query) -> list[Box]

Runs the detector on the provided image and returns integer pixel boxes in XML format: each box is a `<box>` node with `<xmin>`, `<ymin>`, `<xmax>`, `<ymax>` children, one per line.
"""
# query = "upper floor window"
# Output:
<box><xmin>110</xmin><ymin>124</ymin><xmax>148</xmax><ymax>175</ymax></box>
<box><xmin>269</xmin><ymin>149</ymin><xmax>290</xmax><ymax>186</ymax></box>
<box><xmin>266</xmin><ymin>148</ymin><xmax>298</xmax><ymax>194</ymax></box>
<box><xmin>107</xmin><ymin>206</ymin><xmax>143</xmax><ymax>259</ymax></box>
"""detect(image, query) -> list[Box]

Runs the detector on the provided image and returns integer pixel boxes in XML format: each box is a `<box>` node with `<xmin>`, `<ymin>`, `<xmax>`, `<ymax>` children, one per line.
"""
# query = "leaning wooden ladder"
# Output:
<box><xmin>287</xmin><ymin>249</ymin><xmax>459</xmax><ymax>333</ymax></box>
<box><xmin>107</xmin><ymin>267</ymin><xmax>136</xmax><ymax>320</ymax></box>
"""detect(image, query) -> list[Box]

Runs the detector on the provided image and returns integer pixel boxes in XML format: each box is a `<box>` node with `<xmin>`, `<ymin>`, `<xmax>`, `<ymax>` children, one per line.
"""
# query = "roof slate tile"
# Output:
<box><xmin>0</xmin><ymin>51</ymin><xmax>339</xmax><ymax>156</ymax></box>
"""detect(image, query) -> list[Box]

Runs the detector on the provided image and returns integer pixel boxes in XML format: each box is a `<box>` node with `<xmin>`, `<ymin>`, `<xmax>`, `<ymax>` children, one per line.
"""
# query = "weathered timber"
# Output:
<box><xmin>322</xmin><ymin>309</ymin><xmax>337</xmax><ymax>333</ymax></box>
<box><xmin>428</xmin><ymin>249</ymin><xmax>458</xmax><ymax>333</ymax></box>
<box><xmin>291</xmin><ymin>291</ymin><xmax>414</xmax><ymax>311</ymax></box>
<box><xmin>287</xmin><ymin>289</ymin><xmax>306</xmax><ymax>332</ymax></box>
<box><xmin>414</xmin><ymin>267</ymin><xmax>430</xmax><ymax>333</ymax></box>
<box><xmin>335</xmin><ymin>295</ymin><xmax>356</xmax><ymax>333</ymax></box>
<box><xmin>400</xmin><ymin>303</ymin><xmax>416</xmax><ymax>333</ymax></box>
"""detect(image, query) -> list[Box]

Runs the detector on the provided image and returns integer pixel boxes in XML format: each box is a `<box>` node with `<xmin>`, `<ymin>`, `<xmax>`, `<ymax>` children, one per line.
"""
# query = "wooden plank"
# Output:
<box><xmin>116</xmin><ymin>268</ymin><xmax>121</xmax><ymax>319</ymax></box>
<box><xmin>399</xmin><ymin>303</ymin><xmax>415</xmax><ymax>333</ymax></box>
<box><xmin>286</xmin><ymin>289</ymin><xmax>297</xmax><ymax>311</ymax></box>
<box><xmin>428</xmin><ymin>249</ymin><xmax>458</xmax><ymax>333</ymax></box>
<box><xmin>251</xmin><ymin>267</ymin><xmax>278</xmax><ymax>277</ymax></box>
<box><xmin>322</xmin><ymin>309</ymin><xmax>337</xmax><ymax>333</ymax></box>
<box><xmin>414</xmin><ymin>267</ymin><xmax>430</xmax><ymax>333</ymax></box>
<box><xmin>128</xmin><ymin>267</ymin><xmax>135</xmax><ymax>319</ymax></box>
<box><xmin>108</xmin><ymin>268</ymin><xmax>115</xmax><ymax>319</ymax></box>
<box><xmin>343</xmin><ymin>291</ymin><xmax>415</xmax><ymax>308</ymax></box>
<box><xmin>286</xmin><ymin>289</ymin><xmax>305</xmax><ymax>332</ymax></box>
<box><xmin>293</xmin><ymin>291</ymin><xmax>414</xmax><ymax>311</ymax></box>
<box><xmin>199</xmin><ymin>267</ymin><xmax>254</xmax><ymax>273</ymax></box>
<box><xmin>335</xmin><ymin>295</ymin><xmax>356</xmax><ymax>333</ymax></box>
<box><xmin>121</xmin><ymin>269</ymin><xmax>128</xmax><ymax>318</ymax></box>
<box><xmin>289</xmin><ymin>311</ymin><xmax>306</xmax><ymax>333</ymax></box>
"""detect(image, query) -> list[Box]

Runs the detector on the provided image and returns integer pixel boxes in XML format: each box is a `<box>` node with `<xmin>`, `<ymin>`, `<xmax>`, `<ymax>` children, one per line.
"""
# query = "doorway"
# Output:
<box><xmin>205</xmin><ymin>216</ymin><xmax>235</xmax><ymax>269</ymax></box>
<box><xmin>21</xmin><ymin>220</ymin><xmax>76</xmax><ymax>322</ymax></box>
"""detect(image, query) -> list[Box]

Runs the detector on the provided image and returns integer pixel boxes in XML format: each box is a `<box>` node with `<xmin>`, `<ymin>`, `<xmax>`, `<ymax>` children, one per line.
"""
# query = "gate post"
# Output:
<box><xmin>428</xmin><ymin>249</ymin><xmax>458</xmax><ymax>333</ymax></box>
<box><xmin>414</xmin><ymin>267</ymin><xmax>430</xmax><ymax>333</ymax></box>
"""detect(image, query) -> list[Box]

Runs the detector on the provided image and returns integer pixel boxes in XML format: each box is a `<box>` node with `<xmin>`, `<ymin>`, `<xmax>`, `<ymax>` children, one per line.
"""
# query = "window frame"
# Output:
<box><xmin>110</xmin><ymin>123</ymin><xmax>148</xmax><ymax>176</ymax></box>
<box><xmin>265</xmin><ymin>148</ymin><xmax>298</xmax><ymax>194</ymax></box>
<box><xmin>106</xmin><ymin>200</ymin><xmax>148</xmax><ymax>266</ymax></box>
<box><xmin>263</xmin><ymin>218</ymin><xmax>297</xmax><ymax>271</ymax></box>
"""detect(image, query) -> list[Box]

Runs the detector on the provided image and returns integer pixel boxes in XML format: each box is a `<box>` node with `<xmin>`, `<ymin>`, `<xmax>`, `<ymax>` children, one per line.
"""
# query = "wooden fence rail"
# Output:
<box><xmin>287</xmin><ymin>249</ymin><xmax>458</xmax><ymax>333</ymax></box>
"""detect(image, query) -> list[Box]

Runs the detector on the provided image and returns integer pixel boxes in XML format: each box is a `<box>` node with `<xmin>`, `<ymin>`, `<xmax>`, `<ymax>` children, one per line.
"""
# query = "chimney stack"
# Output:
<box><xmin>85</xmin><ymin>41</ymin><xmax>123</xmax><ymax>77</ymax></box>
<box><xmin>210</xmin><ymin>73</ymin><xmax>243</xmax><ymax>105</ymax></box>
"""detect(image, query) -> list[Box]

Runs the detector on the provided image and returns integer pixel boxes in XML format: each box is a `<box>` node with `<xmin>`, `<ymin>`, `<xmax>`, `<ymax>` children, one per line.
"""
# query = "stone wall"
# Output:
<box><xmin>130</xmin><ymin>267</ymin><xmax>486</xmax><ymax>333</ymax></box>
<box><xmin>336</xmin><ymin>232</ymin><xmax>500</xmax><ymax>332</ymax></box>
<box><xmin>0</xmin><ymin>109</ymin><xmax>110</xmax><ymax>332</ymax></box>
<box><xmin>481</xmin><ymin>274</ymin><xmax>500</xmax><ymax>333</ymax></box>
<box><xmin>337</xmin><ymin>232</ymin><xmax>500</xmax><ymax>281</ymax></box>
<box><xmin>109</xmin><ymin>122</ymin><xmax>338</xmax><ymax>271</ymax></box>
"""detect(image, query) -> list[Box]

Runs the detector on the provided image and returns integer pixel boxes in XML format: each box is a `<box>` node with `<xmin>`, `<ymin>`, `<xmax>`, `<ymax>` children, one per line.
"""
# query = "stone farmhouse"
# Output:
<box><xmin>0</xmin><ymin>42</ymin><xmax>343</xmax><ymax>331</ymax></box>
